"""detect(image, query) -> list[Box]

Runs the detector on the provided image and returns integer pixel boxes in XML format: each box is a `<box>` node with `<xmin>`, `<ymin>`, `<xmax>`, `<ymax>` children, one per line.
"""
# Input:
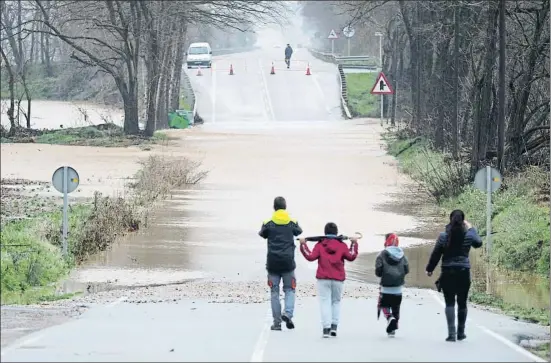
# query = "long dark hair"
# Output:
<box><xmin>446</xmin><ymin>209</ymin><xmax>466</xmax><ymax>249</ymax></box>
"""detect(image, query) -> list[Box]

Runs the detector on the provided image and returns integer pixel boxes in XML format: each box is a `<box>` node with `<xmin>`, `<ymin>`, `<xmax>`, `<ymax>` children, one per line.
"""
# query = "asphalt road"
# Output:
<box><xmin>1</xmin><ymin>42</ymin><xmax>548</xmax><ymax>362</ymax></box>
<box><xmin>1</xmin><ymin>285</ymin><xmax>547</xmax><ymax>362</ymax></box>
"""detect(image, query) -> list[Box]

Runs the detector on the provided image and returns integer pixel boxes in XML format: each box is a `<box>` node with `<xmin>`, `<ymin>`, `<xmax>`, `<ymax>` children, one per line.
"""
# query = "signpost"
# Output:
<box><xmin>342</xmin><ymin>26</ymin><xmax>355</xmax><ymax>56</ymax></box>
<box><xmin>52</xmin><ymin>166</ymin><xmax>80</xmax><ymax>257</ymax></box>
<box><xmin>370</xmin><ymin>72</ymin><xmax>394</xmax><ymax>125</ymax></box>
<box><xmin>473</xmin><ymin>166</ymin><xmax>502</xmax><ymax>294</ymax></box>
<box><xmin>328</xmin><ymin>29</ymin><xmax>338</xmax><ymax>55</ymax></box>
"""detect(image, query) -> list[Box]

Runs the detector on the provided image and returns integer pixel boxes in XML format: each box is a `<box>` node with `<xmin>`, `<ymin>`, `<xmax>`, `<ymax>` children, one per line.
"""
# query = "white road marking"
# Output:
<box><xmin>212</xmin><ymin>63</ymin><xmax>217</xmax><ymax>123</ymax></box>
<box><xmin>250</xmin><ymin>309</ymin><xmax>272</xmax><ymax>362</ymax></box>
<box><xmin>429</xmin><ymin>290</ymin><xmax>546</xmax><ymax>362</ymax></box>
<box><xmin>311</xmin><ymin>74</ymin><xmax>332</xmax><ymax>115</ymax></box>
<box><xmin>257</xmin><ymin>58</ymin><xmax>276</xmax><ymax>122</ymax></box>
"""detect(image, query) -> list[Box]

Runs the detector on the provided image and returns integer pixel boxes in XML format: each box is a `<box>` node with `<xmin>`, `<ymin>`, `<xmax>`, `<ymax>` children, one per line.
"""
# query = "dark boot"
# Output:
<box><xmin>445</xmin><ymin>306</ymin><xmax>456</xmax><ymax>342</ymax></box>
<box><xmin>457</xmin><ymin>308</ymin><xmax>467</xmax><ymax>340</ymax></box>
<box><xmin>330</xmin><ymin>324</ymin><xmax>338</xmax><ymax>337</ymax></box>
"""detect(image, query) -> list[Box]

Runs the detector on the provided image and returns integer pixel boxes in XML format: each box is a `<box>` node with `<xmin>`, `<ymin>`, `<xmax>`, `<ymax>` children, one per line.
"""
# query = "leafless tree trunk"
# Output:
<box><xmin>0</xmin><ymin>45</ymin><xmax>18</xmax><ymax>135</ymax></box>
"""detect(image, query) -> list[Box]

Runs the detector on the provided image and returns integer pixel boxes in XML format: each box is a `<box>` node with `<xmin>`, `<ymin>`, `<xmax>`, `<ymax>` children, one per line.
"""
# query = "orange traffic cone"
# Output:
<box><xmin>306</xmin><ymin>64</ymin><xmax>311</xmax><ymax>76</ymax></box>
<box><xmin>270</xmin><ymin>63</ymin><xmax>275</xmax><ymax>75</ymax></box>
<box><xmin>196</xmin><ymin>67</ymin><xmax>202</xmax><ymax>76</ymax></box>
<box><xmin>229</xmin><ymin>64</ymin><xmax>234</xmax><ymax>75</ymax></box>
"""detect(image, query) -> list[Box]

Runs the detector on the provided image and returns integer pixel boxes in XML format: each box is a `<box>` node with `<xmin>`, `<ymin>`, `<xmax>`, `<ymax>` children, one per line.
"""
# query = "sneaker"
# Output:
<box><xmin>322</xmin><ymin>328</ymin><xmax>330</xmax><ymax>338</ymax></box>
<box><xmin>386</xmin><ymin>317</ymin><xmax>398</xmax><ymax>334</ymax></box>
<box><xmin>270</xmin><ymin>323</ymin><xmax>282</xmax><ymax>331</ymax></box>
<box><xmin>330</xmin><ymin>324</ymin><xmax>337</xmax><ymax>337</ymax></box>
<box><xmin>387</xmin><ymin>331</ymin><xmax>396</xmax><ymax>337</ymax></box>
<box><xmin>282</xmin><ymin>315</ymin><xmax>295</xmax><ymax>329</ymax></box>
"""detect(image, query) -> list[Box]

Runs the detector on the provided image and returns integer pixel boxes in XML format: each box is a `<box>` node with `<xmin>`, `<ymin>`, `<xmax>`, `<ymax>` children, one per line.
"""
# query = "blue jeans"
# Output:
<box><xmin>268</xmin><ymin>271</ymin><xmax>296</xmax><ymax>324</ymax></box>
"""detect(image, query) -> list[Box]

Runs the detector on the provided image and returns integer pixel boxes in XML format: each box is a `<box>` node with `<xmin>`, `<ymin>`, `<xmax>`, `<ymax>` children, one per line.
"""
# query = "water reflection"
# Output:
<box><xmin>349</xmin><ymin>243</ymin><xmax>550</xmax><ymax>310</ymax></box>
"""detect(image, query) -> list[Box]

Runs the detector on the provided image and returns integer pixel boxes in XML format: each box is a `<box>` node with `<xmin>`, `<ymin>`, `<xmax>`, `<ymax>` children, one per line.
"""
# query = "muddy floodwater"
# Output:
<box><xmin>0</xmin><ymin>99</ymin><xmax>123</xmax><ymax>130</ymax></box>
<box><xmin>66</xmin><ymin>120</ymin><xmax>442</xmax><ymax>288</ymax></box>
<box><xmin>348</xmin><ymin>244</ymin><xmax>550</xmax><ymax>310</ymax></box>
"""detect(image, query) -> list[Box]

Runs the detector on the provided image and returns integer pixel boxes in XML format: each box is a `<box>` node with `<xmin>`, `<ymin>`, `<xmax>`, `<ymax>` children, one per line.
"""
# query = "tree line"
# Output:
<box><xmin>1</xmin><ymin>0</ymin><xmax>284</xmax><ymax>136</ymax></box>
<box><xmin>301</xmin><ymin>0</ymin><xmax>549</xmax><ymax>173</ymax></box>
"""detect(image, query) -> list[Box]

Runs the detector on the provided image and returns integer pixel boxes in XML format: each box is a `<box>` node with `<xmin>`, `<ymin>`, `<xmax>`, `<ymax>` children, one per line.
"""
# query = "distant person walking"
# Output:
<box><xmin>284</xmin><ymin>44</ymin><xmax>293</xmax><ymax>68</ymax></box>
<box><xmin>299</xmin><ymin>222</ymin><xmax>358</xmax><ymax>338</ymax></box>
<box><xmin>425</xmin><ymin>209</ymin><xmax>482</xmax><ymax>342</ymax></box>
<box><xmin>259</xmin><ymin>196</ymin><xmax>302</xmax><ymax>331</ymax></box>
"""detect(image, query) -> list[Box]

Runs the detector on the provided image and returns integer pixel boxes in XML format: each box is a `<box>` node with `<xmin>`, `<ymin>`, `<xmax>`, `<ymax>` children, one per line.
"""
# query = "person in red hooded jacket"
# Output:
<box><xmin>299</xmin><ymin>222</ymin><xmax>358</xmax><ymax>338</ymax></box>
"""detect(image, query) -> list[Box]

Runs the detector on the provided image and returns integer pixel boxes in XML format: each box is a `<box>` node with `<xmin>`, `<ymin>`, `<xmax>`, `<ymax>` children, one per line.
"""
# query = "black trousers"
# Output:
<box><xmin>379</xmin><ymin>293</ymin><xmax>402</xmax><ymax>321</ymax></box>
<box><xmin>440</xmin><ymin>268</ymin><xmax>471</xmax><ymax>309</ymax></box>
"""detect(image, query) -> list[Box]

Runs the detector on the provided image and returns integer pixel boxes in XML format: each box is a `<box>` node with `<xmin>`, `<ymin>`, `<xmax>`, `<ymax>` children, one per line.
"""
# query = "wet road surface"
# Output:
<box><xmin>2</xmin><ymin>287</ymin><xmax>547</xmax><ymax>362</ymax></box>
<box><xmin>2</xmin><ymin>42</ymin><xmax>548</xmax><ymax>362</ymax></box>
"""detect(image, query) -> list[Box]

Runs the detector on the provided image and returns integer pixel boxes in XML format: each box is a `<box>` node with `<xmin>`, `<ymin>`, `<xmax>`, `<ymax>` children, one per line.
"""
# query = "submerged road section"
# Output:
<box><xmin>1</xmin><ymin>44</ymin><xmax>548</xmax><ymax>362</ymax></box>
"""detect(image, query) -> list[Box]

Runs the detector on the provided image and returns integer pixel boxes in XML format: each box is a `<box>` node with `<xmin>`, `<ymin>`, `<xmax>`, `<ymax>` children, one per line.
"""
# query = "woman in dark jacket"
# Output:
<box><xmin>425</xmin><ymin>209</ymin><xmax>483</xmax><ymax>342</ymax></box>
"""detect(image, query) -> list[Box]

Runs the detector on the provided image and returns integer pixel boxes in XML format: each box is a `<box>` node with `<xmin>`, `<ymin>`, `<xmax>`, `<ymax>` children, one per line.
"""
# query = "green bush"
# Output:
<box><xmin>386</xmin><ymin>130</ymin><xmax>550</xmax><ymax>276</ymax></box>
<box><xmin>492</xmin><ymin>200</ymin><xmax>549</xmax><ymax>274</ymax></box>
<box><xmin>1</xmin><ymin>218</ymin><xmax>68</xmax><ymax>299</ymax></box>
<box><xmin>387</xmin><ymin>136</ymin><xmax>469</xmax><ymax>201</ymax></box>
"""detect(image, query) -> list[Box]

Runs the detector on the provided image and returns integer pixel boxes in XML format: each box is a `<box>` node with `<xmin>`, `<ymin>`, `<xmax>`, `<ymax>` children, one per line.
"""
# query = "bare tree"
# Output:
<box><xmin>315</xmin><ymin>0</ymin><xmax>549</xmax><ymax>172</ymax></box>
<box><xmin>33</xmin><ymin>0</ymin><xmax>143</xmax><ymax>134</ymax></box>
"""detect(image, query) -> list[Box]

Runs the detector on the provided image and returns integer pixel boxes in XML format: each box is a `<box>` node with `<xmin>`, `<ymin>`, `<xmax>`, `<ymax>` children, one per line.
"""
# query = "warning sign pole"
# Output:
<box><xmin>370</xmin><ymin>72</ymin><xmax>394</xmax><ymax>126</ymax></box>
<box><xmin>328</xmin><ymin>29</ymin><xmax>338</xmax><ymax>56</ymax></box>
<box><xmin>380</xmin><ymin>91</ymin><xmax>383</xmax><ymax>125</ymax></box>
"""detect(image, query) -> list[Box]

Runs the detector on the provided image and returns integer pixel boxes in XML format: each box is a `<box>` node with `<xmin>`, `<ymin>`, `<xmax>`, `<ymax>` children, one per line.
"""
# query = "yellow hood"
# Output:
<box><xmin>269</xmin><ymin>210</ymin><xmax>294</xmax><ymax>225</ymax></box>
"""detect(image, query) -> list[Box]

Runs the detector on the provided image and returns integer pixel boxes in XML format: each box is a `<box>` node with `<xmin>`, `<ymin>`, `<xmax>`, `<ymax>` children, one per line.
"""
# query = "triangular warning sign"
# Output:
<box><xmin>370</xmin><ymin>72</ymin><xmax>394</xmax><ymax>95</ymax></box>
<box><xmin>328</xmin><ymin>29</ymin><xmax>338</xmax><ymax>39</ymax></box>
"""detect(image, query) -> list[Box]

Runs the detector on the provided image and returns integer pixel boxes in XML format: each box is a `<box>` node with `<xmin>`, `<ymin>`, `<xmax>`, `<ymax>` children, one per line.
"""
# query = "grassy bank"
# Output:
<box><xmin>383</xmin><ymin>130</ymin><xmax>550</xmax><ymax>325</ymax></box>
<box><xmin>0</xmin><ymin>155</ymin><xmax>208</xmax><ymax>304</ymax></box>
<box><xmin>345</xmin><ymin>73</ymin><xmax>378</xmax><ymax>117</ymax></box>
<box><xmin>0</xmin><ymin>124</ymin><xmax>171</xmax><ymax>147</ymax></box>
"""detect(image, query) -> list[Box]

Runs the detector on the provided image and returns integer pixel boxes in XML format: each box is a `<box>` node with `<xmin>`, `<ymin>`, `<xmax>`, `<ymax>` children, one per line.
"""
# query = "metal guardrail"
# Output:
<box><xmin>308</xmin><ymin>49</ymin><xmax>353</xmax><ymax>119</ymax></box>
<box><xmin>308</xmin><ymin>49</ymin><xmax>378</xmax><ymax>69</ymax></box>
<box><xmin>337</xmin><ymin>65</ymin><xmax>352</xmax><ymax>119</ymax></box>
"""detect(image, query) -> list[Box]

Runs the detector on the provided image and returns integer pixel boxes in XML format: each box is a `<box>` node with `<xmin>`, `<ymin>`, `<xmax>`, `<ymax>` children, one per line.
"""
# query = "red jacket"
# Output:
<box><xmin>300</xmin><ymin>239</ymin><xmax>358</xmax><ymax>281</ymax></box>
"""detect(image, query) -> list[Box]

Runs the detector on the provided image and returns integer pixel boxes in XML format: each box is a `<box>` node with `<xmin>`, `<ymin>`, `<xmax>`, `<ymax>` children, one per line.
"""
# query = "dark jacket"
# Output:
<box><xmin>425</xmin><ymin>227</ymin><xmax>483</xmax><ymax>273</ymax></box>
<box><xmin>285</xmin><ymin>46</ymin><xmax>293</xmax><ymax>58</ymax></box>
<box><xmin>259</xmin><ymin>209</ymin><xmax>302</xmax><ymax>274</ymax></box>
<box><xmin>375</xmin><ymin>246</ymin><xmax>409</xmax><ymax>287</ymax></box>
<box><xmin>300</xmin><ymin>238</ymin><xmax>358</xmax><ymax>281</ymax></box>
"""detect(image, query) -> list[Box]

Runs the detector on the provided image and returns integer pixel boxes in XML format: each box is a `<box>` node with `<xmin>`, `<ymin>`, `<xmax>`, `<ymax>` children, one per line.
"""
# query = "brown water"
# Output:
<box><xmin>348</xmin><ymin>244</ymin><xmax>550</xmax><ymax>311</ymax></box>
<box><xmin>68</xmin><ymin>119</ymin><xmax>444</xmax><ymax>288</ymax></box>
<box><xmin>0</xmin><ymin>100</ymin><xmax>123</xmax><ymax>130</ymax></box>
<box><xmin>7</xmin><ymin>51</ymin><xmax>542</xmax><ymax>314</ymax></box>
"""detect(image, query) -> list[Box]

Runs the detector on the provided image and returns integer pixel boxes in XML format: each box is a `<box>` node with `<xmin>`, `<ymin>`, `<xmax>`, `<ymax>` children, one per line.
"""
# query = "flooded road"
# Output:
<box><xmin>349</xmin><ymin>244</ymin><xmax>550</xmax><ymax>310</ymax></box>
<box><xmin>65</xmin><ymin>36</ymin><xmax>437</xmax><ymax>292</ymax></box>
<box><xmin>73</xmin><ymin>120</ymin><xmax>438</xmax><ymax>287</ymax></box>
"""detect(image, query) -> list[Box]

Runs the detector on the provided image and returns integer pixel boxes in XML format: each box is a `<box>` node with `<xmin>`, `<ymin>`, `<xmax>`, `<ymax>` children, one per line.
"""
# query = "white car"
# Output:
<box><xmin>186</xmin><ymin>42</ymin><xmax>212</xmax><ymax>68</ymax></box>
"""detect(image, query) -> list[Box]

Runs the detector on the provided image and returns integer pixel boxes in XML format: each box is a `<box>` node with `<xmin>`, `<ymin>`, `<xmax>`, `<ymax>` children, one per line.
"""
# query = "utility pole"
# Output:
<box><xmin>497</xmin><ymin>0</ymin><xmax>506</xmax><ymax>172</ymax></box>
